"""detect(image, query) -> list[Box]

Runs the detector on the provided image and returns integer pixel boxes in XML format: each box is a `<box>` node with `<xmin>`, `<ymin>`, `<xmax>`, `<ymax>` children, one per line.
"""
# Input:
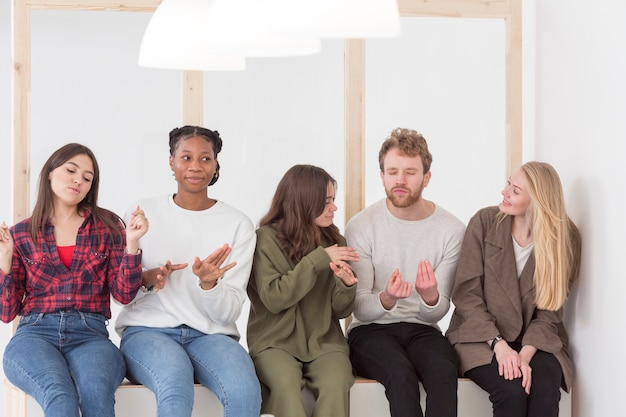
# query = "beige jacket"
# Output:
<box><xmin>446</xmin><ymin>206</ymin><xmax>581</xmax><ymax>391</ymax></box>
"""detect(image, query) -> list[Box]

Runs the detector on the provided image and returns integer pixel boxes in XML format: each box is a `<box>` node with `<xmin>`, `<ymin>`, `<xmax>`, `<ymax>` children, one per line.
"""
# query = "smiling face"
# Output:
<box><xmin>380</xmin><ymin>148</ymin><xmax>431</xmax><ymax>209</ymax></box>
<box><xmin>499</xmin><ymin>167</ymin><xmax>531</xmax><ymax>216</ymax></box>
<box><xmin>313</xmin><ymin>181</ymin><xmax>338</xmax><ymax>228</ymax></box>
<box><xmin>48</xmin><ymin>153</ymin><xmax>94</xmax><ymax>208</ymax></box>
<box><xmin>169</xmin><ymin>135</ymin><xmax>218</xmax><ymax>196</ymax></box>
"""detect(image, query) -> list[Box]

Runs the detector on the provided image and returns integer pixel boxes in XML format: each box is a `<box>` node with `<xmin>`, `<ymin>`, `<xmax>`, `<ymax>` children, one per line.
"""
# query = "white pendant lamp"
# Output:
<box><xmin>138</xmin><ymin>0</ymin><xmax>246</xmax><ymax>71</ymax></box>
<box><xmin>270</xmin><ymin>0</ymin><xmax>401</xmax><ymax>39</ymax></box>
<box><xmin>203</xmin><ymin>0</ymin><xmax>321</xmax><ymax>57</ymax></box>
<box><xmin>139</xmin><ymin>0</ymin><xmax>396</xmax><ymax>65</ymax></box>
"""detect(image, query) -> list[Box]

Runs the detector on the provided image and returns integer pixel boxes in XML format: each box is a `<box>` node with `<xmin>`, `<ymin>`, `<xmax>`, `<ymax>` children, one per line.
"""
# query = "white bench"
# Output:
<box><xmin>5</xmin><ymin>377</ymin><xmax>571</xmax><ymax>417</ymax></box>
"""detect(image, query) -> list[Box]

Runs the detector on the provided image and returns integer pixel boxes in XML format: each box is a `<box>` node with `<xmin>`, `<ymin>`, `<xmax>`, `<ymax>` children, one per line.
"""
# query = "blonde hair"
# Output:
<box><xmin>521</xmin><ymin>162</ymin><xmax>580</xmax><ymax>310</ymax></box>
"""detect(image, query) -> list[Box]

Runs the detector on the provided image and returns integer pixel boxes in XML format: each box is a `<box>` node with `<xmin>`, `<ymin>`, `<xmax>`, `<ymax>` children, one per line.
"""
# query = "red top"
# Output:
<box><xmin>57</xmin><ymin>245</ymin><xmax>74</xmax><ymax>269</ymax></box>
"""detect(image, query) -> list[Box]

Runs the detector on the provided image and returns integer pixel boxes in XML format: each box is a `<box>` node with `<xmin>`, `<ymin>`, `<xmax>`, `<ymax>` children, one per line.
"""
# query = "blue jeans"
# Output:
<box><xmin>120</xmin><ymin>325</ymin><xmax>261</xmax><ymax>417</ymax></box>
<box><xmin>2</xmin><ymin>310</ymin><xmax>125</xmax><ymax>417</ymax></box>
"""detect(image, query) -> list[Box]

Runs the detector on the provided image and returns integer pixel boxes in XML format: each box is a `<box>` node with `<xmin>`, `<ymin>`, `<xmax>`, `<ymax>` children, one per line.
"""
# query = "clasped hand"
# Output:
<box><xmin>494</xmin><ymin>342</ymin><xmax>535</xmax><ymax>395</ymax></box>
<box><xmin>325</xmin><ymin>244</ymin><xmax>359</xmax><ymax>286</ymax></box>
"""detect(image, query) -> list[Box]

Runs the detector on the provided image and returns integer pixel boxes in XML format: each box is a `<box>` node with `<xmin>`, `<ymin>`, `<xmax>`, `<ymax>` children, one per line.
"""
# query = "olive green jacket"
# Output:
<box><xmin>247</xmin><ymin>225</ymin><xmax>356</xmax><ymax>361</ymax></box>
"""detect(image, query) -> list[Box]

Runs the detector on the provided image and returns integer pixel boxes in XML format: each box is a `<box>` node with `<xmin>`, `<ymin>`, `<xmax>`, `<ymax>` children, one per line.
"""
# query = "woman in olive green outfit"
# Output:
<box><xmin>247</xmin><ymin>165</ymin><xmax>359</xmax><ymax>417</ymax></box>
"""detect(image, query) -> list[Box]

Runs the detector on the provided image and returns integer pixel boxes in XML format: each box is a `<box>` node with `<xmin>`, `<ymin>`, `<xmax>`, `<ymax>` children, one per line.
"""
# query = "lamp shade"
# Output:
<box><xmin>138</xmin><ymin>0</ymin><xmax>246</xmax><ymax>71</ymax></box>
<box><xmin>270</xmin><ymin>0</ymin><xmax>401</xmax><ymax>39</ymax></box>
<box><xmin>203</xmin><ymin>0</ymin><xmax>321</xmax><ymax>57</ymax></box>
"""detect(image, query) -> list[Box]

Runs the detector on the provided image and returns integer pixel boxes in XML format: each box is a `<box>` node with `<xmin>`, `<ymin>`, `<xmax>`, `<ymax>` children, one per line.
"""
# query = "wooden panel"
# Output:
<box><xmin>398</xmin><ymin>0</ymin><xmax>510</xmax><ymax>18</ymax></box>
<box><xmin>344</xmin><ymin>39</ymin><xmax>366</xmax><ymax>223</ymax></box>
<box><xmin>182</xmin><ymin>71</ymin><xmax>204</xmax><ymax>126</ymax></box>
<box><xmin>504</xmin><ymin>0</ymin><xmax>523</xmax><ymax>172</ymax></box>
<box><xmin>26</xmin><ymin>0</ymin><xmax>160</xmax><ymax>11</ymax></box>
<box><xmin>4</xmin><ymin>379</ymin><xmax>27</xmax><ymax>417</ymax></box>
<box><xmin>12</xmin><ymin>0</ymin><xmax>31</xmax><ymax>225</ymax></box>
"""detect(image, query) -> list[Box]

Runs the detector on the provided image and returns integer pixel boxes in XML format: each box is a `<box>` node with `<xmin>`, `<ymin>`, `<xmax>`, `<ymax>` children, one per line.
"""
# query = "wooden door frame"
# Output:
<box><xmin>343</xmin><ymin>0</ymin><xmax>522</xmax><ymax>220</ymax></box>
<box><xmin>11</xmin><ymin>0</ymin><xmax>521</xmax><ymax>223</ymax></box>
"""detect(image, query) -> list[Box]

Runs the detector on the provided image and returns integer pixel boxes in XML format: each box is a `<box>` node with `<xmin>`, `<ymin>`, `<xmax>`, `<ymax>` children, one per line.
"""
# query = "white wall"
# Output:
<box><xmin>532</xmin><ymin>1</ymin><xmax>626</xmax><ymax>416</ymax></box>
<box><xmin>3</xmin><ymin>3</ymin><xmax>619</xmax><ymax>416</ymax></box>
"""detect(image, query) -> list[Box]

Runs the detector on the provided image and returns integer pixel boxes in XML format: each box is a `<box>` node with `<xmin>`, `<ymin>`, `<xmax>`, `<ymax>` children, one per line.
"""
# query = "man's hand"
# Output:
<box><xmin>380</xmin><ymin>268</ymin><xmax>412</xmax><ymax>309</ymax></box>
<box><xmin>414</xmin><ymin>260</ymin><xmax>439</xmax><ymax>306</ymax></box>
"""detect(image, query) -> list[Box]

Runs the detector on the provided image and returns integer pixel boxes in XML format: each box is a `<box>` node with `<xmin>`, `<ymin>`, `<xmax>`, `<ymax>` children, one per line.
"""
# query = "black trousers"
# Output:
<box><xmin>465</xmin><ymin>343</ymin><xmax>563</xmax><ymax>417</ymax></box>
<box><xmin>348</xmin><ymin>322</ymin><xmax>458</xmax><ymax>417</ymax></box>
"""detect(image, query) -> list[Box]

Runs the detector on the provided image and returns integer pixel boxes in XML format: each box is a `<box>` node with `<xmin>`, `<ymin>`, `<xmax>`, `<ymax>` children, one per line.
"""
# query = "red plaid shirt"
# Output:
<box><xmin>0</xmin><ymin>212</ymin><xmax>142</xmax><ymax>322</ymax></box>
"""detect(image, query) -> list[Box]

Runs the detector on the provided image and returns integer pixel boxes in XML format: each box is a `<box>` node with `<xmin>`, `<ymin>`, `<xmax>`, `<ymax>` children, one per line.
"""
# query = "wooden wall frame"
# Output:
<box><xmin>10</xmin><ymin>0</ymin><xmax>521</xmax><ymax>225</ymax></box>
<box><xmin>8</xmin><ymin>0</ymin><xmax>521</xmax><ymax>414</ymax></box>
<box><xmin>344</xmin><ymin>0</ymin><xmax>522</xmax><ymax>220</ymax></box>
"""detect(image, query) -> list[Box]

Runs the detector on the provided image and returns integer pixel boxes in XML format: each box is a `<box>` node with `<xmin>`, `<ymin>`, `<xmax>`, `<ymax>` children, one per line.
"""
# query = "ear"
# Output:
<box><xmin>209</xmin><ymin>161</ymin><xmax>220</xmax><ymax>186</ymax></box>
<box><xmin>379</xmin><ymin>169</ymin><xmax>384</xmax><ymax>185</ymax></box>
<box><xmin>423</xmin><ymin>170</ymin><xmax>432</xmax><ymax>188</ymax></box>
<box><xmin>169</xmin><ymin>155</ymin><xmax>174</xmax><ymax>171</ymax></box>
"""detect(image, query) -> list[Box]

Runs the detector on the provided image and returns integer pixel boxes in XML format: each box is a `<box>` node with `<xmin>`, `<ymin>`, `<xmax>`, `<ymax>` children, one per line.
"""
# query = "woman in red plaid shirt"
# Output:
<box><xmin>0</xmin><ymin>143</ymin><xmax>149</xmax><ymax>417</ymax></box>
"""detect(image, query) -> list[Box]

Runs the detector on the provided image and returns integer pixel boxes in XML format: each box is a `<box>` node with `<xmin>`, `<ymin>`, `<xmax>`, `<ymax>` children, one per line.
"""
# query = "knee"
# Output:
<box><xmin>419</xmin><ymin>352</ymin><xmax>458</xmax><ymax>382</ymax></box>
<box><xmin>529</xmin><ymin>378</ymin><xmax>561</xmax><ymax>403</ymax></box>
<box><xmin>432</xmin><ymin>360</ymin><xmax>458</xmax><ymax>381</ymax></box>
<box><xmin>490</xmin><ymin>381</ymin><xmax>527</xmax><ymax>410</ymax></box>
<box><xmin>155</xmin><ymin>380</ymin><xmax>195</xmax><ymax>406</ymax></box>
<box><xmin>261</xmin><ymin>372</ymin><xmax>302</xmax><ymax>394</ymax></box>
<box><xmin>317</xmin><ymin>372</ymin><xmax>355</xmax><ymax>394</ymax></box>
<box><xmin>74</xmin><ymin>357</ymin><xmax>125</xmax><ymax>391</ymax></box>
<box><xmin>383</xmin><ymin>367</ymin><xmax>421</xmax><ymax>392</ymax></box>
<box><xmin>76</xmin><ymin>379</ymin><xmax>117</xmax><ymax>404</ymax></box>
<box><xmin>239</xmin><ymin>376</ymin><xmax>262</xmax><ymax>406</ymax></box>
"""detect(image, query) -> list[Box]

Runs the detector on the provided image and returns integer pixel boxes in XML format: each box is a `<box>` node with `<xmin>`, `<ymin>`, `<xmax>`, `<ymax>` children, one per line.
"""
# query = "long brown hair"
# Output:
<box><xmin>30</xmin><ymin>143</ymin><xmax>123</xmax><ymax>244</ymax></box>
<box><xmin>260</xmin><ymin>165</ymin><xmax>343</xmax><ymax>263</ymax></box>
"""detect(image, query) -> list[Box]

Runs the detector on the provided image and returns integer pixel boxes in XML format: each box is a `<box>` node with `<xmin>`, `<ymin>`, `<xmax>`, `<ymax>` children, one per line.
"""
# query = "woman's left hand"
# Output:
<box><xmin>330</xmin><ymin>262</ymin><xmax>358</xmax><ymax>286</ymax></box>
<box><xmin>518</xmin><ymin>345</ymin><xmax>537</xmax><ymax>394</ymax></box>
<box><xmin>192</xmin><ymin>243</ymin><xmax>237</xmax><ymax>290</ymax></box>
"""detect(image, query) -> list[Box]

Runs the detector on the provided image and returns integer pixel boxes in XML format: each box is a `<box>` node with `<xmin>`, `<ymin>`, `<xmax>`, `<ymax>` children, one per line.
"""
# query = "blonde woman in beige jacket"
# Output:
<box><xmin>446</xmin><ymin>161</ymin><xmax>581</xmax><ymax>417</ymax></box>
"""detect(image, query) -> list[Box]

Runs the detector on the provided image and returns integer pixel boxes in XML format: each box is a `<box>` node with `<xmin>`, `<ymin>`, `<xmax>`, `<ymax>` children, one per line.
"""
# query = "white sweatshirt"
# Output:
<box><xmin>115</xmin><ymin>195</ymin><xmax>256</xmax><ymax>339</ymax></box>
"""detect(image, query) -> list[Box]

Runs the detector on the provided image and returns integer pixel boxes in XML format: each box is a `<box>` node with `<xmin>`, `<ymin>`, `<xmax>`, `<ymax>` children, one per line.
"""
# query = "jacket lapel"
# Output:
<box><xmin>484</xmin><ymin>215</ymin><xmax>523</xmax><ymax>318</ymax></box>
